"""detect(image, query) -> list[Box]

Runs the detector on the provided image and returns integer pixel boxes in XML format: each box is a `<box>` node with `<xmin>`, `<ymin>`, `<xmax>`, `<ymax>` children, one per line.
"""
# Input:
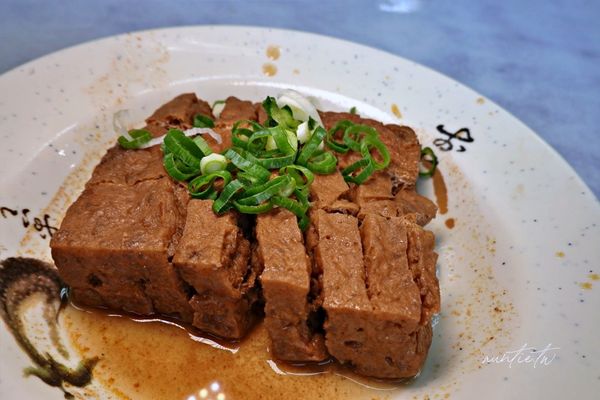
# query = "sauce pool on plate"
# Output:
<box><xmin>63</xmin><ymin>306</ymin><xmax>398</xmax><ymax>400</ymax></box>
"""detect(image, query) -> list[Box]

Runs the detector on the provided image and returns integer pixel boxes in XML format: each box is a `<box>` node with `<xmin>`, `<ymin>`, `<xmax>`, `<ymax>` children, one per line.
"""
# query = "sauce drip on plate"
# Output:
<box><xmin>432</xmin><ymin>168</ymin><xmax>448</xmax><ymax>214</ymax></box>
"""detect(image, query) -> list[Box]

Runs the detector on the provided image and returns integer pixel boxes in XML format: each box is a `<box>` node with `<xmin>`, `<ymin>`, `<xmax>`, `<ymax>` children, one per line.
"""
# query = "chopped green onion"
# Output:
<box><xmin>262</xmin><ymin>96</ymin><xmax>300</xmax><ymax>129</ymax></box>
<box><xmin>271</xmin><ymin>195</ymin><xmax>308</xmax><ymax>218</ymax></box>
<box><xmin>360</xmin><ymin>134</ymin><xmax>390</xmax><ymax>171</ymax></box>
<box><xmin>118</xmin><ymin>129</ymin><xmax>152</xmax><ymax>149</ymax></box>
<box><xmin>237</xmin><ymin>176</ymin><xmax>294</xmax><ymax>206</ymax></box>
<box><xmin>163</xmin><ymin>153</ymin><xmax>200</xmax><ymax>181</ymax></box>
<box><xmin>297</xmin><ymin>213</ymin><xmax>310</xmax><ymax>231</ymax></box>
<box><xmin>342</xmin><ymin>158</ymin><xmax>375</xmax><ymax>184</ymax></box>
<box><xmin>306</xmin><ymin>151</ymin><xmax>337</xmax><ymax>174</ymax></box>
<box><xmin>163</xmin><ymin>129</ymin><xmax>204</xmax><ymax>167</ymax></box>
<box><xmin>279</xmin><ymin>165</ymin><xmax>314</xmax><ymax>190</ymax></box>
<box><xmin>188</xmin><ymin>170</ymin><xmax>232</xmax><ymax>199</ymax></box>
<box><xmin>419</xmin><ymin>147</ymin><xmax>438</xmax><ymax>178</ymax></box>
<box><xmin>349</xmin><ymin>106</ymin><xmax>357</xmax><ymax>114</ymax></box>
<box><xmin>343</xmin><ymin>124</ymin><xmax>378</xmax><ymax>152</ymax></box>
<box><xmin>193</xmin><ymin>114</ymin><xmax>215</xmax><ymax>128</ymax></box>
<box><xmin>193</xmin><ymin>136</ymin><xmax>213</xmax><ymax>156</ymax></box>
<box><xmin>297</xmin><ymin>126</ymin><xmax>326</xmax><ymax>165</ymax></box>
<box><xmin>224</xmin><ymin>148</ymin><xmax>271</xmax><ymax>183</ymax></box>
<box><xmin>325</xmin><ymin>120</ymin><xmax>351</xmax><ymax>153</ymax></box>
<box><xmin>231</xmin><ymin>120</ymin><xmax>256</xmax><ymax>149</ymax></box>
<box><xmin>200</xmin><ymin>153</ymin><xmax>228</xmax><ymax>175</ymax></box>
<box><xmin>233</xmin><ymin>200</ymin><xmax>273</xmax><ymax>214</ymax></box>
<box><xmin>213</xmin><ymin>179</ymin><xmax>245</xmax><ymax>214</ymax></box>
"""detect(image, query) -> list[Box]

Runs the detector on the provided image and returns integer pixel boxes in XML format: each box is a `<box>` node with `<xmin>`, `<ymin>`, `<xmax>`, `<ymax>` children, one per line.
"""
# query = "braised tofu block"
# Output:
<box><xmin>256</xmin><ymin>209</ymin><xmax>327</xmax><ymax>362</ymax></box>
<box><xmin>173</xmin><ymin>200</ymin><xmax>257</xmax><ymax>339</ymax></box>
<box><xmin>312</xmin><ymin>210</ymin><xmax>434</xmax><ymax>378</ymax></box>
<box><xmin>50</xmin><ymin>178</ymin><xmax>193</xmax><ymax>321</ymax></box>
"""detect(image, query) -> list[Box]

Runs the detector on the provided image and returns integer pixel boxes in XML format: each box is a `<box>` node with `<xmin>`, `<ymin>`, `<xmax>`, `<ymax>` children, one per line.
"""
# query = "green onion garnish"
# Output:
<box><xmin>163</xmin><ymin>153</ymin><xmax>199</xmax><ymax>181</ymax></box>
<box><xmin>349</xmin><ymin>106</ymin><xmax>357</xmax><ymax>114</ymax></box>
<box><xmin>419</xmin><ymin>147</ymin><xmax>438</xmax><ymax>178</ymax></box>
<box><xmin>343</xmin><ymin>124</ymin><xmax>378</xmax><ymax>152</ymax></box>
<box><xmin>193</xmin><ymin>114</ymin><xmax>215</xmax><ymax>128</ymax></box>
<box><xmin>117</xmin><ymin>129</ymin><xmax>152</xmax><ymax>149</ymax></box>
<box><xmin>213</xmin><ymin>179</ymin><xmax>245</xmax><ymax>213</ymax></box>
<box><xmin>122</xmin><ymin>96</ymin><xmax>393</xmax><ymax>230</ymax></box>
<box><xmin>360</xmin><ymin>134</ymin><xmax>391</xmax><ymax>171</ymax></box>
<box><xmin>325</xmin><ymin>120</ymin><xmax>351</xmax><ymax>153</ymax></box>
<box><xmin>163</xmin><ymin>129</ymin><xmax>205</xmax><ymax>167</ymax></box>
<box><xmin>188</xmin><ymin>170</ymin><xmax>232</xmax><ymax>199</ymax></box>
<box><xmin>342</xmin><ymin>158</ymin><xmax>375</xmax><ymax>184</ymax></box>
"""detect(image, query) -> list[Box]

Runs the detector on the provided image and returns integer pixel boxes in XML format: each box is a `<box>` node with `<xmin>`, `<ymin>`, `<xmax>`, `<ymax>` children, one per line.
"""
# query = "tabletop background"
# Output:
<box><xmin>1</xmin><ymin>0</ymin><xmax>598</xmax><ymax>198</ymax></box>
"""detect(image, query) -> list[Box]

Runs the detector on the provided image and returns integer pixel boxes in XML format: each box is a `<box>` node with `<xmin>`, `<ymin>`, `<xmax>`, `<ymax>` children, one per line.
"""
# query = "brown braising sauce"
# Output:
<box><xmin>262</xmin><ymin>63</ymin><xmax>278</xmax><ymax>77</ymax></box>
<box><xmin>432</xmin><ymin>168</ymin><xmax>448</xmax><ymax>215</ymax></box>
<box><xmin>266</xmin><ymin>45</ymin><xmax>281</xmax><ymax>61</ymax></box>
<box><xmin>63</xmin><ymin>305</ymin><xmax>396</xmax><ymax>400</ymax></box>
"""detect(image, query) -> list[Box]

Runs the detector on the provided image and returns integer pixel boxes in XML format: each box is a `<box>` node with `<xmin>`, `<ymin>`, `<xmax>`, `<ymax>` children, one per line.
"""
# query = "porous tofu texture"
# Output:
<box><xmin>50</xmin><ymin>177</ymin><xmax>193</xmax><ymax>321</ymax></box>
<box><xmin>173</xmin><ymin>200</ymin><xmax>257</xmax><ymax>339</ymax></box>
<box><xmin>257</xmin><ymin>209</ymin><xmax>327</xmax><ymax>361</ymax></box>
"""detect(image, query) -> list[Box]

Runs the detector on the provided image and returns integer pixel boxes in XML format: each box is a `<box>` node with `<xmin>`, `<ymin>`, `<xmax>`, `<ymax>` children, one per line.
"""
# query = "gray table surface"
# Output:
<box><xmin>1</xmin><ymin>0</ymin><xmax>598</xmax><ymax>198</ymax></box>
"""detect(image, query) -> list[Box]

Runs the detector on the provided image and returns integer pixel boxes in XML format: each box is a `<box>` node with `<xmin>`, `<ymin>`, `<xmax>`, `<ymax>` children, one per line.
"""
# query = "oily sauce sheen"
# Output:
<box><xmin>63</xmin><ymin>306</ymin><xmax>396</xmax><ymax>400</ymax></box>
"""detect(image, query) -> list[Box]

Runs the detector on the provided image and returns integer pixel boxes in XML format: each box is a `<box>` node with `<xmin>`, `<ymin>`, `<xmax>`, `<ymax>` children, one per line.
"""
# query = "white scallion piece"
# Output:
<box><xmin>200</xmin><ymin>153</ymin><xmax>227</xmax><ymax>175</ymax></box>
<box><xmin>296</xmin><ymin>121</ymin><xmax>310</xmax><ymax>144</ymax></box>
<box><xmin>113</xmin><ymin>109</ymin><xmax>134</xmax><ymax>141</ymax></box>
<box><xmin>276</xmin><ymin>89</ymin><xmax>324</xmax><ymax>128</ymax></box>
<box><xmin>141</xmin><ymin>127</ymin><xmax>222</xmax><ymax>149</ymax></box>
<box><xmin>212</xmin><ymin>100</ymin><xmax>226</xmax><ymax>119</ymax></box>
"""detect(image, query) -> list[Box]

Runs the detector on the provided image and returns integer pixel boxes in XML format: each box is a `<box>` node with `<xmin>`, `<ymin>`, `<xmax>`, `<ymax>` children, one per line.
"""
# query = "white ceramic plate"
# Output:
<box><xmin>0</xmin><ymin>26</ymin><xmax>598</xmax><ymax>400</ymax></box>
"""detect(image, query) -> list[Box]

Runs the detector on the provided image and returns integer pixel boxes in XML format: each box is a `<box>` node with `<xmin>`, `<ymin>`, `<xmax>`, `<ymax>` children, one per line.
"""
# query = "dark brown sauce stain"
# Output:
<box><xmin>445</xmin><ymin>218</ymin><xmax>455</xmax><ymax>229</ymax></box>
<box><xmin>266</xmin><ymin>45</ymin><xmax>281</xmax><ymax>61</ymax></box>
<box><xmin>432</xmin><ymin>168</ymin><xmax>448</xmax><ymax>214</ymax></box>
<box><xmin>0</xmin><ymin>257</ymin><xmax>97</xmax><ymax>398</ymax></box>
<box><xmin>262</xmin><ymin>63</ymin><xmax>277</xmax><ymax>77</ymax></box>
<box><xmin>64</xmin><ymin>305</ymin><xmax>397</xmax><ymax>400</ymax></box>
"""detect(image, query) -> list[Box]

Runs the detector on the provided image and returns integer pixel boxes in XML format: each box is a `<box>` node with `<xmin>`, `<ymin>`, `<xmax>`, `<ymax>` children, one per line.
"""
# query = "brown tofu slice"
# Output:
<box><xmin>313</xmin><ymin>210</ymin><xmax>433</xmax><ymax>378</ymax></box>
<box><xmin>403</xmin><ymin>219</ymin><xmax>440</xmax><ymax>323</ymax></box>
<box><xmin>257</xmin><ymin>209</ymin><xmax>328</xmax><ymax>361</ymax></box>
<box><xmin>395</xmin><ymin>190</ymin><xmax>438</xmax><ymax>226</ymax></box>
<box><xmin>309</xmin><ymin>172</ymin><xmax>359</xmax><ymax>215</ymax></box>
<box><xmin>350</xmin><ymin>171</ymin><xmax>394</xmax><ymax>206</ymax></box>
<box><xmin>357</xmin><ymin>189</ymin><xmax>437</xmax><ymax>226</ymax></box>
<box><xmin>173</xmin><ymin>200</ymin><xmax>257</xmax><ymax>339</ymax></box>
<box><xmin>50</xmin><ymin>178</ymin><xmax>193</xmax><ymax>321</ymax></box>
